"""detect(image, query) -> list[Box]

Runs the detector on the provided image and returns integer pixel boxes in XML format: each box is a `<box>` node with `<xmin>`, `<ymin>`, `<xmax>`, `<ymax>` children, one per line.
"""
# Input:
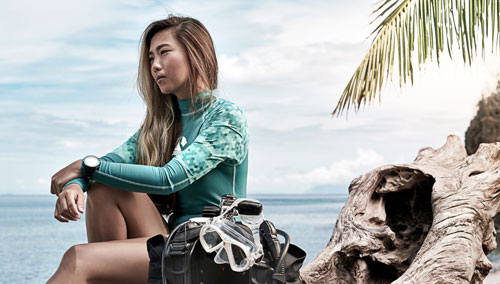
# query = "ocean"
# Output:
<box><xmin>0</xmin><ymin>194</ymin><xmax>345</xmax><ymax>284</ymax></box>
<box><xmin>4</xmin><ymin>194</ymin><xmax>499</xmax><ymax>283</ymax></box>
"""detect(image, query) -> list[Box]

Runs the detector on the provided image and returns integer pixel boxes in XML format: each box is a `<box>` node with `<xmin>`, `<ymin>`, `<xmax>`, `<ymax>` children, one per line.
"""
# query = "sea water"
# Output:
<box><xmin>0</xmin><ymin>194</ymin><xmax>344</xmax><ymax>284</ymax></box>
<box><xmin>4</xmin><ymin>194</ymin><xmax>496</xmax><ymax>284</ymax></box>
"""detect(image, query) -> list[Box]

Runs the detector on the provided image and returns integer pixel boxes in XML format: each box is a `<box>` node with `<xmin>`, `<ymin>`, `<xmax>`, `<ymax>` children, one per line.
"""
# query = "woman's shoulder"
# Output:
<box><xmin>203</xmin><ymin>96</ymin><xmax>248</xmax><ymax>132</ymax></box>
<box><xmin>209</xmin><ymin>96</ymin><xmax>246</xmax><ymax>119</ymax></box>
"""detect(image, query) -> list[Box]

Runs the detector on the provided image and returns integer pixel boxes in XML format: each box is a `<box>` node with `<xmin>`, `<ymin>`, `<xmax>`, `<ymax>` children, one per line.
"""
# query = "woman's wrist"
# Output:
<box><xmin>63</xmin><ymin>178</ymin><xmax>89</xmax><ymax>192</ymax></box>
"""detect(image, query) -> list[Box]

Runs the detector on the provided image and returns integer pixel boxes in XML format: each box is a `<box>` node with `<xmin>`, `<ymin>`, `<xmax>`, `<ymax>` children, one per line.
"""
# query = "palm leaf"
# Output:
<box><xmin>333</xmin><ymin>0</ymin><xmax>500</xmax><ymax>116</ymax></box>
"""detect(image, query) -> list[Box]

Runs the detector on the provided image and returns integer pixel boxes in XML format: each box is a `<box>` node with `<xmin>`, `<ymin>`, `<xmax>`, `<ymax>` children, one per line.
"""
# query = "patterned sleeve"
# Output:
<box><xmin>102</xmin><ymin>128</ymin><xmax>140</xmax><ymax>163</ymax></box>
<box><xmin>175</xmin><ymin>103</ymin><xmax>249</xmax><ymax>183</ymax></box>
<box><xmin>90</xmin><ymin>103</ymin><xmax>249</xmax><ymax>194</ymax></box>
<box><xmin>62</xmin><ymin>129</ymin><xmax>140</xmax><ymax>192</ymax></box>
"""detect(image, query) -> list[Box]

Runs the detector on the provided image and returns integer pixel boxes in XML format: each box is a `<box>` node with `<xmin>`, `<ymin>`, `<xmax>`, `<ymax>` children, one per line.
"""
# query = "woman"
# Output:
<box><xmin>47</xmin><ymin>15</ymin><xmax>249</xmax><ymax>283</ymax></box>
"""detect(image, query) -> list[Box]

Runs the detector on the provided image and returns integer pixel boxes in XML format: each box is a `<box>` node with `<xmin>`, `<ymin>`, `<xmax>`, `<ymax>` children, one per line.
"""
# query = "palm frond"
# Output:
<box><xmin>333</xmin><ymin>0</ymin><xmax>500</xmax><ymax>116</ymax></box>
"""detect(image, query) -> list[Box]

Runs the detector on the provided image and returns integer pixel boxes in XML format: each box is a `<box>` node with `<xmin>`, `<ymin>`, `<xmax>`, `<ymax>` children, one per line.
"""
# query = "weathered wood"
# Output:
<box><xmin>301</xmin><ymin>135</ymin><xmax>500</xmax><ymax>283</ymax></box>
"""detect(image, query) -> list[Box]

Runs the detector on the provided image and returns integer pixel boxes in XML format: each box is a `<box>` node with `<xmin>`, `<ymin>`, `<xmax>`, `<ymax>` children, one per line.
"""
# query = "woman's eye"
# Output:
<box><xmin>160</xmin><ymin>49</ymin><xmax>169</xmax><ymax>55</ymax></box>
<box><xmin>148</xmin><ymin>57</ymin><xmax>154</xmax><ymax>63</ymax></box>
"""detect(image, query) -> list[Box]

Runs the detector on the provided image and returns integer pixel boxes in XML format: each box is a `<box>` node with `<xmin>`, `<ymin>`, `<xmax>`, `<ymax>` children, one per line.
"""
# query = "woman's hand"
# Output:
<box><xmin>54</xmin><ymin>183</ymin><xmax>85</xmax><ymax>222</ymax></box>
<box><xmin>51</xmin><ymin>159</ymin><xmax>82</xmax><ymax>195</ymax></box>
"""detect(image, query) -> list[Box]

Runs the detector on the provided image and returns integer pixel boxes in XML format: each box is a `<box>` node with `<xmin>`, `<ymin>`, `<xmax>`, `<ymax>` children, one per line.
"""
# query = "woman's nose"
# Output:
<box><xmin>151</xmin><ymin>59</ymin><xmax>161</xmax><ymax>71</ymax></box>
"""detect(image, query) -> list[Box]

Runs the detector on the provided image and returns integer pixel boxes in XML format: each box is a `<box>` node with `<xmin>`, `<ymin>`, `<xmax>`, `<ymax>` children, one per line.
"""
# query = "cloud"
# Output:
<box><xmin>216</xmin><ymin>0</ymin><xmax>372</xmax><ymax>92</ymax></box>
<box><xmin>0</xmin><ymin>99</ymin><xmax>145</xmax><ymax>170</ymax></box>
<box><xmin>0</xmin><ymin>0</ymin><xmax>164</xmax><ymax>92</ymax></box>
<box><xmin>58</xmin><ymin>139</ymin><xmax>85</xmax><ymax>149</ymax></box>
<box><xmin>245</xmin><ymin>110</ymin><xmax>323</xmax><ymax>132</ymax></box>
<box><xmin>273</xmin><ymin>148</ymin><xmax>384</xmax><ymax>185</ymax></box>
<box><xmin>54</xmin><ymin>119</ymin><xmax>90</xmax><ymax>128</ymax></box>
<box><xmin>247</xmin><ymin>147</ymin><xmax>385</xmax><ymax>194</ymax></box>
<box><xmin>3</xmin><ymin>0</ymin><xmax>500</xmax><ymax>196</ymax></box>
<box><xmin>244</xmin><ymin>0</ymin><xmax>372</xmax><ymax>45</ymax></box>
<box><xmin>36</xmin><ymin>178</ymin><xmax>50</xmax><ymax>187</ymax></box>
<box><xmin>219</xmin><ymin>42</ymin><xmax>365</xmax><ymax>88</ymax></box>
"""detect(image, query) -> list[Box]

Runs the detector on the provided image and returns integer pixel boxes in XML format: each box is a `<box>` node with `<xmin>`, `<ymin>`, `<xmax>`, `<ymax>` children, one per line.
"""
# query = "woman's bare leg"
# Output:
<box><xmin>47</xmin><ymin>182</ymin><xmax>170</xmax><ymax>283</ymax></box>
<box><xmin>85</xmin><ymin>182</ymin><xmax>168</xmax><ymax>242</ymax></box>
<box><xmin>47</xmin><ymin>237</ymin><xmax>152</xmax><ymax>284</ymax></box>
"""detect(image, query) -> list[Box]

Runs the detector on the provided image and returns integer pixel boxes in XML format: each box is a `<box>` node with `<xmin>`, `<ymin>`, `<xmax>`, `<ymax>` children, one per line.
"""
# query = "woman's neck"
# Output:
<box><xmin>177</xmin><ymin>89</ymin><xmax>216</xmax><ymax>115</ymax></box>
<box><xmin>173</xmin><ymin>83</ymin><xmax>209</xmax><ymax>100</ymax></box>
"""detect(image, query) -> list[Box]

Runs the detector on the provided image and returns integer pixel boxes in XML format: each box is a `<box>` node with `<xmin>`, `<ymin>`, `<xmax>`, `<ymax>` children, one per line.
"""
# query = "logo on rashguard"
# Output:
<box><xmin>172</xmin><ymin>136</ymin><xmax>188</xmax><ymax>156</ymax></box>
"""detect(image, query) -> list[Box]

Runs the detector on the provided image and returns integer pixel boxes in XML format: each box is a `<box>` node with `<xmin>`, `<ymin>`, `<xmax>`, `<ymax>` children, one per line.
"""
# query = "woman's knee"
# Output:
<box><xmin>59</xmin><ymin>245</ymin><xmax>78</xmax><ymax>273</ymax></box>
<box><xmin>59</xmin><ymin>244</ymin><xmax>88</xmax><ymax>279</ymax></box>
<box><xmin>58</xmin><ymin>239</ymin><xmax>151</xmax><ymax>284</ymax></box>
<box><xmin>47</xmin><ymin>245</ymin><xmax>85</xmax><ymax>284</ymax></box>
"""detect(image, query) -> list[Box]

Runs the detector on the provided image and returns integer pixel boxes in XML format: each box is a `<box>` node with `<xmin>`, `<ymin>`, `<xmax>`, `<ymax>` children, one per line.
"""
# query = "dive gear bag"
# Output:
<box><xmin>146</xmin><ymin>197</ymin><xmax>306</xmax><ymax>284</ymax></box>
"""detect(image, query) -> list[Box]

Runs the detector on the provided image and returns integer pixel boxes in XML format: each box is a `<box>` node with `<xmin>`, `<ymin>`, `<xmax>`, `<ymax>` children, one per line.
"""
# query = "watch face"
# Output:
<box><xmin>84</xmin><ymin>156</ymin><xmax>100</xmax><ymax>167</ymax></box>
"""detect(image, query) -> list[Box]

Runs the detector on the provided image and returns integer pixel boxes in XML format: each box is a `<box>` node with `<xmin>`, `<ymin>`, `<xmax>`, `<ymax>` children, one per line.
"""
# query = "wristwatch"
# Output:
<box><xmin>82</xmin><ymin>155</ymin><xmax>100</xmax><ymax>180</ymax></box>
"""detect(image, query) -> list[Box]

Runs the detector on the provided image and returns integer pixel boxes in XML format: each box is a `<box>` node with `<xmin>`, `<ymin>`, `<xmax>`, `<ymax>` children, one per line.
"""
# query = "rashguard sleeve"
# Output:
<box><xmin>91</xmin><ymin>104</ymin><xmax>249</xmax><ymax>195</ymax></box>
<box><xmin>62</xmin><ymin>129</ymin><xmax>140</xmax><ymax>192</ymax></box>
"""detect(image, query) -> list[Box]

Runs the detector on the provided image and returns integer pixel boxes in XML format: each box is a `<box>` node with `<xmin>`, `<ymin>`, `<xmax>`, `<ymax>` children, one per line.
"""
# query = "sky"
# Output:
<box><xmin>1</xmin><ymin>0</ymin><xmax>499</xmax><ymax>195</ymax></box>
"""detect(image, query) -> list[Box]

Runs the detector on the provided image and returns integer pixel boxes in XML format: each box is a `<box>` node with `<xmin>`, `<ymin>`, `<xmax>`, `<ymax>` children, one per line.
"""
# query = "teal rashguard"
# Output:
<box><xmin>63</xmin><ymin>130</ymin><xmax>140</xmax><ymax>191</ymax></box>
<box><xmin>65</xmin><ymin>90</ymin><xmax>249</xmax><ymax>227</ymax></box>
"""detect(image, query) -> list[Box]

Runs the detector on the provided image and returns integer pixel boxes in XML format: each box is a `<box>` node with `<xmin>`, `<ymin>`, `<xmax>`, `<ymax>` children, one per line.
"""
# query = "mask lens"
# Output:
<box><xmin>213</xmin><ymin>243</ymin><xmax>249</xmax><ymax>271</ymax></box>
<box><xmin>214</xmin><ymin>246</ymin><xmax>229</xmax><ymax>264</ymax></box>
<box><xmin>200</xmin><ymin>226</ymin><xmax>222</xmax><ymax>251</ymax></box>
<box><xmin>230</xmin><ymin>244</ymin><xmax>247</xmax><ymax>266</ymax></box>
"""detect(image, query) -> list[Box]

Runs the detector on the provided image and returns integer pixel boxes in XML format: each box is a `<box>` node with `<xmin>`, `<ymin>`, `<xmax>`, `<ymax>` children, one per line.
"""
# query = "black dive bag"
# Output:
<box><xmin>146</xmin><ymin>201</ymin><xmax>306</xmax><ymax>284</ymax></box>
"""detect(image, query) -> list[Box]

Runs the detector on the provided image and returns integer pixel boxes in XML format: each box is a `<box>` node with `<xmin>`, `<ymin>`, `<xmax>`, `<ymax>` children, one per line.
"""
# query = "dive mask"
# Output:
<box><xmin>199</xmin><ymin>218</ymin><xmax>259</xmax><ymax>272</ymax></box>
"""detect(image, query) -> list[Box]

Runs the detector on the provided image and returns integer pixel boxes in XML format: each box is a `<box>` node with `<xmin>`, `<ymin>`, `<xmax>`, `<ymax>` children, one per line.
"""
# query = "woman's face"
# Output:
<box><xmin>149</xmin><ymin>28</ymin><xmax>190</xmax><ymax>99</ymax></box>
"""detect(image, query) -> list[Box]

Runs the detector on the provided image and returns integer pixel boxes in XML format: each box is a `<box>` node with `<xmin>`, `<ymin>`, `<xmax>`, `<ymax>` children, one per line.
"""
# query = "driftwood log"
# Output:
<box><xmin>300</xmin><ymin>135</ymin><xmax>500</xmax><ymax>283</ymax></box>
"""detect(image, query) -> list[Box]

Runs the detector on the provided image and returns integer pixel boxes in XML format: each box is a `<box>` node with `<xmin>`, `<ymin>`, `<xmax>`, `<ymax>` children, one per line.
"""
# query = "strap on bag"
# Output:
<box><xmin>147</xmin><ymin>234</ymin><xmax>169</xmax><ymax>284</ymax></box>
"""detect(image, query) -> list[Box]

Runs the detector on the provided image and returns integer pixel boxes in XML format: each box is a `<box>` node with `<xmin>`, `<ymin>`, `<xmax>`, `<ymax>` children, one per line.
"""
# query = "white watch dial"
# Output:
<box><xmin>85</xmin><ymin>156</ymin><xmax>100</xmax><ymax>167</ymax></box>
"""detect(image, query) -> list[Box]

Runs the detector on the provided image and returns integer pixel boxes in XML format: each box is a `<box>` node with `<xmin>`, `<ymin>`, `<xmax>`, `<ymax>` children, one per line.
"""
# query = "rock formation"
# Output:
<box><xmin>465</xmin><ymin>81</ymin><xmax>500</xmax><ymax>155</ymax></box>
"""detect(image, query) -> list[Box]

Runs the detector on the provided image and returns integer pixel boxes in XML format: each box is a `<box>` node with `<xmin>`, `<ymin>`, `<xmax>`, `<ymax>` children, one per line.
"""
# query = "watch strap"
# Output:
<box><xmin>82</xmin><ymin>156</ymin><xmax>100</xmax><ymax>180</ymax></box>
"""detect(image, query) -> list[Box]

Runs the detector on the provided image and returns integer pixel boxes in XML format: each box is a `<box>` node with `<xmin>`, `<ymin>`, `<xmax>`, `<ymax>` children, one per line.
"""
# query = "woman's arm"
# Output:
<box><xmin>52</xmin><ymin>129</ymin><xmax>141</xmax><ymax>222</ymax></box>
<box><xmin>51</xmin><ymin>159</ymin><xmax>83</xmax><ymax>195</ymax></box>
<box><xmin>91</xmin><ymin>104</ymin><xmax>249</xmax><ymax>195</ymax></box>
<box><xmin>61</xmin><ymin>129</ymin><xmax>140</xmax><ymax>192</ymax></box>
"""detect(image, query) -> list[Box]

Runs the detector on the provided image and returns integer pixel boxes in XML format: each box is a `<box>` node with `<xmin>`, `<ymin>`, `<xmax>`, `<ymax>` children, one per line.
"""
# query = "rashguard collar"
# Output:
<box><xmin>178</xmin><ymin>89</ymin><xmax>217</xmax><ymax>115</ymax></box>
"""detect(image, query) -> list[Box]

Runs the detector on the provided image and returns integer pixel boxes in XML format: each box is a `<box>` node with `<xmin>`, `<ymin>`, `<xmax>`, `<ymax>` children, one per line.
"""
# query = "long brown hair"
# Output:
<box><xmin>136</xmin><ymin>15</ymin><xmax>219</xmax><ymax>214</ymax></box>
